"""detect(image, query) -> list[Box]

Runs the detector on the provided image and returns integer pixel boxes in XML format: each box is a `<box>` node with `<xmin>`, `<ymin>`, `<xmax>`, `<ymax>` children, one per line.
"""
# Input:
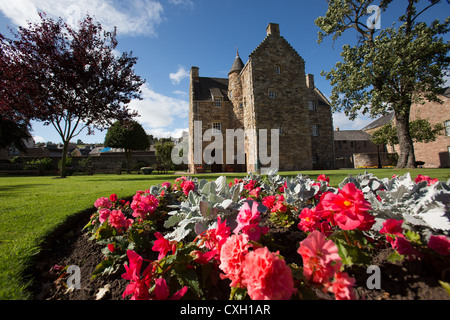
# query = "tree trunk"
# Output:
<box><xmin>60</xmin><ymin>141</ymin><xmax>69</xmax><ymax>178</ymax></box>
<box><xmin>394</xmin><ymin>110</ymin><xmax>416</xmax><ymax>169</ymax></box>
<box><xmin>125</xmin><ymin>150</ymin><xmax>132</xmax><ymax>174</ymax></box>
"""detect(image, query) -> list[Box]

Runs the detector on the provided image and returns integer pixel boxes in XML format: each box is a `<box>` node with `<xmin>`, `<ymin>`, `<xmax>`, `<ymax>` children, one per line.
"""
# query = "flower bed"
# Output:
<box><xmin>48</xmin><ymin>172</ymin><xmax>450</xmax><ymax>300</ymax></box>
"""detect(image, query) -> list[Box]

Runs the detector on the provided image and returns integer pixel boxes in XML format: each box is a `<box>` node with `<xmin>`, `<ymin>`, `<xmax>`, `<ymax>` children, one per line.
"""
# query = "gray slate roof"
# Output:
<box><xmin>193</xmin><ymin>77</ymin><xmax>229</xmax><ymax>101</ymax></box>
<box><xmin>229</xmin><ymin>54</ymin><xmax>245</xmax><ymax>75</ymax></box>
<box><xmin>334</xmin><ymin>130</ymin><xmax>373</xmax><ymax>141</ymax></box>
<box><xmin>361</xmin><ymin>112</ymin><xmax>395</xmax><ymax>131</ymax></box>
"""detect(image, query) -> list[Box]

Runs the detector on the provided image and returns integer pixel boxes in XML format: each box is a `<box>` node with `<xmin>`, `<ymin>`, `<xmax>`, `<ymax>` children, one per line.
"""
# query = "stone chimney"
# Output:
<box><xmin>266</xmin><ymin>23</ymin><xmax>280</xmax><ymax>36</ymax></box>
<box><xmin>306</xmin><ymin>74</ymin><xmax>315</xmax><ymax>89</ymax></box>
<box><xmin>190</xmin><ymin>66</ymin><xmax>199</xmax><ymax>82</ymax></box>
<box><xmin>336</xmin><ymin>127</ymin><xmax>340</xmax><ymax>131</ymax></box>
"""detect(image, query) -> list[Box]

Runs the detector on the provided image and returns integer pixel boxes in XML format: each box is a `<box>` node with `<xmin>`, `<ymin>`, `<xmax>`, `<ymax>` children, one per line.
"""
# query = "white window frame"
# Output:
<box><xmin>445</xmin><ymin>120</ymin><xmax>450</xmax><ymax>136</ymax></box>
<box><xmin>312</xmin><ymin>125</ymin><xmax>319</xmax><ymax>137</ymax></box>
<box><xmin>268</xmin><ymin>90</ymin><xmax>276</xmax><ymax>98</ymax></box>
<box><xmin>214</xmin><ymin>98</ymin><xmax>222</xmax><ymax>108</ymax></box>
<box><xmin>212</xmin><ymin>122</ymin><xmax>222</xmax><ymax>134</ymax></box>
<box><xmin>308</xmin><ymin>100</ymin><xmax>316</xmax><ymax>111</ymax></box>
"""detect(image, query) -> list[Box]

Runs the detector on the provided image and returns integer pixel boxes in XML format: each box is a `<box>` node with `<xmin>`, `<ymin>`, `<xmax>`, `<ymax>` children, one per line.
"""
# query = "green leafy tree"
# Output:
<box><xmin>155</xmin><ymin>140</ymin><xmax>175</xmax><ymax>174</ymax></box>
<box><xmin>104</xmin><ymin>120</ymin><xmax>150</xmax><ymax>174</ymax></box>
<box><xmin>371</xmin><ymin>119</ymin><xmax>444</xmax><ymax>151</ymax></box>
<box><xmin>315</xmin><ymin>0</ymin><xmax>450</xmax><ymax>168</ymax></box>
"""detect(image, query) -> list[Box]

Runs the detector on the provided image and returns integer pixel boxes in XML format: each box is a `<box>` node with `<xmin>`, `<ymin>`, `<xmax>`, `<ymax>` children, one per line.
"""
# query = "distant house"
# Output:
<box><xmin>362</xmin><ymin>87</ymin><xmax>450</xmax><ymax>168</ymax></box>
<box><xmin>334</xmin><ymin>129</ymin><xmax>381</xmax><ymax>168</ymax></box>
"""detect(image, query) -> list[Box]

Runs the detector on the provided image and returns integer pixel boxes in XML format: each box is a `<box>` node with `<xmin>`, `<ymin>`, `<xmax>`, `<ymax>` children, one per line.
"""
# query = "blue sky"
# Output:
<box><xmin>0</xmin><ymin>0</ymin><xmax>448</xmax><ymax>144</ymax></box>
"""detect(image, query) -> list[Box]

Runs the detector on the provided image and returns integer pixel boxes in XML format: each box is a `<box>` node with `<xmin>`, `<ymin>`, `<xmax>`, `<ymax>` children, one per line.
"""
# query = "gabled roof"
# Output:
<box><xmin>314</xmin><ymin>88</ymin><xmax>331</xmax><ymax>107</ymax></box>
<box><xmin>249</xmin><ymin>33</ymin><xmax>304</xmax><ymax>63</ymax></box>
<box><xmin>334</xmin><ymin>130</ymin><xmax>373</xmax><ymax>141</ymax></box>
<box><xmin>361</xmin><ymin>112</ymin><xmax>395</xmax><ymax>131</ymax></box>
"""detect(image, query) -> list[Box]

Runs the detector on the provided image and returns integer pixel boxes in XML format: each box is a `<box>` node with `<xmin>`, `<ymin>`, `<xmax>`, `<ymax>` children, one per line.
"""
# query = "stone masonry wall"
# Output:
<box><xmin>248</xmin><ymin>31</ymin><xmax>313</xmax><ymax>171</ymax></box>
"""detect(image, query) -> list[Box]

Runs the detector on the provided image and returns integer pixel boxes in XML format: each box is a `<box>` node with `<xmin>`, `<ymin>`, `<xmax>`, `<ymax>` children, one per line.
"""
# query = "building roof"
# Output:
<box><xmin>440</xmin><ymin>86</ymin><xmax>450</xmax><ymax>98</ymax></box>
<box><xmin>361</xmin><ymin>112</ymin><xmax>395</xmax><ymax>131</ymax></box>
<box><xmin>193</xmin><ymin>77</ymin><xmax>229</xmax><ymax>101</ymax></box>
<box><xmin>229</xmin><ymin>52</ymin><xmax>245</xmax><ymax>75</ymax></box>
<box><xmin>334</xmin><ymin>130</ymin><xmax>373</xmax><ymax>141</ymax></box>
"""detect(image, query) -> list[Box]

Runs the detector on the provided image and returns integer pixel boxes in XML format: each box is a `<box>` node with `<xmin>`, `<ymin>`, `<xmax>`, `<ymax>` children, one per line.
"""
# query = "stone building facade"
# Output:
<box><xmin>188</xmin><ymin>23</ymin><xmax>335</xmax><ymax>173</ymax></box>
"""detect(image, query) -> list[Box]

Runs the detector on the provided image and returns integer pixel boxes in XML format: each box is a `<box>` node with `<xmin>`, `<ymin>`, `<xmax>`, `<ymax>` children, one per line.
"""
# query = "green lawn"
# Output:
<box><xmin>0</xmin><ymin>168</ymin><xmax>449</xmax><ymax>300</ymax></box>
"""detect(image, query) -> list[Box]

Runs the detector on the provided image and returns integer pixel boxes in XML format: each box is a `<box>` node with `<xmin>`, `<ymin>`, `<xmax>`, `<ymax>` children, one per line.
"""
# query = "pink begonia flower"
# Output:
<box><xmin>262</xmin><ymin>195</ymin><xmax>277</xmax><ymax>210</ymax></box>
<box><xmin>219</xmin><ymin>234</ymin><xmax>252</xmax><ymax>288</ymax></box>
<box><xmin>152</xmin><ymin>277</ymin><xmax>187</xmax><ymax>300</ymax></box>
<box><xmin>241</xmin><ymin>247</ymin><xmax>295</xmax><ymax>300</ymax></box>
<box><xmin>98</xmin><ymin>208</ymin><xmax>111</xmax><ymax>224</ymax></box>
<box><xmin>108</xmin><ymin>210</ymin><xmax>133</xmax><ymax>230</ymax></box>
<box><xmin>203</xmin><ymin>216</ymin><xmax>231</xmax><ymax>252</ymax></box>
<box><xmin>94</xmin><ymin>197</ymin><xmax>112</xmax><ymax>209</ymax></box>
<box><xmin>161</xmin><ymin>182</ymin><xmax>171</xmax><ymax>190</ymax></box>
<box><xmin>278</xmin><ymin>181</ymin><xmax>287</xmax><ymax>193</ymax></box>
<box><xmin>244</xmin><ymin>180</ymin><xmax>257</xmax><ymax>191</ymax></box>
<box><xmin>131</xmin><ymin>193</ymin><xmax>159</xmax><ymax>219</ymax></box>
<box><xmin>249</xmin><ymin>187</ymin><xmax>261</xmax><ymax>198</ymax></box>
<box><xmin>415</xmin><ymin>174</ymin><xmax>438</xmax><ymax>186</ymax></box>
<box><xmin>122</xmin><ymin>250</ymin><xmax>153</xmax><ymax>300</ymax></box>
<box><xmin>317</xmin><ymin>174</ymin><xmax>330</xmax><ymax>184</ymax></box>
<box><xmin>107</xmin><ymin>243</ymin><xmax>115</xmax><ymax>252</ymax></box>
<box><xmin>152</xmin><ymin>232</ymin><xmax>177</xmax><ymax>260</ymax></box>
<box><xmin>380</xmin><ymin>219</ymin><xmax>404</xmax><ymax>244</ymax></box>
<box><xmin>427</xmin><ymin>235</ymin><xmax>450</xmax><ymax>256</ymax></box>
<box><xmin>392</xmin><ymin>236</ymin><xmax>419</xmax><ymax>259</ymax></box>
<box><xmin>318</xmin><ymin>221</ymin><xmax>333</xmax><ymax>237</ymax></box>
<box><xmin>234</xmin><ymin>201</ymin><xmax>268</xmax><ymax>241</ymax></box>
<box><xmin>181</xmin><ymin>180</ymin><xmax>195</xmax><ymax>196</ymax></box>
<box><xmin>329</xmin><ymin>272</ymin><xmax>356</xmax><ymax>300</ymax></box>
<box><xmin>298</xmin><ymin>230</ymin><xmax>342</xmax><ymax>284</ymax></box>
<box><xmin>298</xmin><ymin>207</ymin><xmax>321</xmax><ymax>233</ymax></box>
<box><xmin>316</xmin><ymin>183</ymin><xmax>374</xmax><ymax>231</ymax></box>
<box><xmin>109</xmin><ymin>193</ymin><xmax>118</xmax><ymax>203</ymax></box>
<box><xmin>234</xmin><ymin>201</ymin><xmax>261</xmax><ymax>234</ymax></box>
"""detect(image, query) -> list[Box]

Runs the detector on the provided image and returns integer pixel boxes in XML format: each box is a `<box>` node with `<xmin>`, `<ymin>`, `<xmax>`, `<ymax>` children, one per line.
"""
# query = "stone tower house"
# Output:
<box><xmin>188</xmin><ymin>23</ymin><xmax>335</xmax><ymax>173</ymax></box>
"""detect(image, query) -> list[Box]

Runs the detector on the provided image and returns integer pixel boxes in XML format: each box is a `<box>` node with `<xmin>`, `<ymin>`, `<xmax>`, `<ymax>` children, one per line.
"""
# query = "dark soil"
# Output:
<box><xmin>28</xmin><ymin>211</ymin><xmax>450</xmax><ymax>300</ymax></box>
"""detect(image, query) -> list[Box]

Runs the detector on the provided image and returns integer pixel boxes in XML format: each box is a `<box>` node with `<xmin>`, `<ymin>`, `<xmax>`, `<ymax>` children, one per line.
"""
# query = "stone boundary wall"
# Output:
<box><xmin>353</xmin><ymin>153</ymin><xmax>397</xmax><ymax>168</ymax></box>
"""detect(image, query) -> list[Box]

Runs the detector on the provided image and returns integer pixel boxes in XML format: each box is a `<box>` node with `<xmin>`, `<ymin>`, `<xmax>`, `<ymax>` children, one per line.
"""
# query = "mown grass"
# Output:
<box><xmin>0</xmin><ymin>168</ymin><xmax>449</xmax><ymax>300</ymax></box>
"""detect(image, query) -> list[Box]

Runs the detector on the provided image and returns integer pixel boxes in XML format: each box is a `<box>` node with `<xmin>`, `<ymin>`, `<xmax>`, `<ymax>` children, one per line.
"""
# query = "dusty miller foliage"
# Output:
<box><xmin>163</xmin><ymin>172</ymin><xmax>449</xmax><ymax>243</ymax></box>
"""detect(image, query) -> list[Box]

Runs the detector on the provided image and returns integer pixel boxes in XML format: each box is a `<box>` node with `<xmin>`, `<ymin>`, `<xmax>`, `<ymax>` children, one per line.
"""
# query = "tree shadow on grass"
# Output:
<box><xmin>0</xmin><ymin>184</ymin><xmax>50</xmax><ymax>197</ymax></box>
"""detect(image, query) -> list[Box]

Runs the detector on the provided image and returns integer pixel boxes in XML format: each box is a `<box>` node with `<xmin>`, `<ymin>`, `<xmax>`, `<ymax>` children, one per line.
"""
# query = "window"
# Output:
<box><xmin>308</xmin><ymin>100</ymin><xmax>316</xmax><ymax>111</ymax></box>
<box><xmin>312</xmin><ymin>154</ymin><xmax>318</xmax><ymax>164</ymax></box>
<box><xmin>229</xmin><ymin>90</ymin><xmax>233</xmax><ymax>99</ymax></box>
<box><xmin>212</xmin><ymin>123</ymin><xmax>222</xmax><ymax>134</ymax></box>
<box><xmin>312</xmin><ymin>125</ymin><xmax>319</xmax><ymax>137</ymax></box>
<box><xmin>214</xmin><ymin>98</ymin><xmax>222</xmax><ymax>108</ymax></box>
<box><xmin>445</xmin><ymin>120</ymin><xmax>450</xmax><ymax>136</ymax></box>
<box><xmin>268</xmin><ymin>91</ymin><xmax>276</xmax><ymax>98</ymax></box>
<box><xmin>275</xmin><ymin>66</ymin><xmax>281</xmax><ymax>74</ymax></box>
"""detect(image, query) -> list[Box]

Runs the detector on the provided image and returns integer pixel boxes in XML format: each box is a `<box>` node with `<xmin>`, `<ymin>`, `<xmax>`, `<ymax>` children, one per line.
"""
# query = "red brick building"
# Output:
<box><xmin>362</xmin><ymin>87</ymin><xmax>450</xmax><ymax>168</ymax></box>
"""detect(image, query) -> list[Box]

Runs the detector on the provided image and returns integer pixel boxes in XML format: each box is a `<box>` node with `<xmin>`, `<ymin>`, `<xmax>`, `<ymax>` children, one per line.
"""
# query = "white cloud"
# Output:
<box><xmin>169</xmin><ymin>66</ymin><xmax>189</xmax><ymax>85</ymax></box>
<box><xmin>0</xmin><ymin>0</ymin><xmax>164</xmax><ymax>36</ymax></box>
<box><xmin>168</xmin><ymin>0</ymin><xmax>193</xmax><ymax>7</ymax></box>
<box><xmin>333</xmin><ymin>111</ymin><xmax>375</xmax><ymax>131</ymax></box>
<box><xmin>129</xmin><ymin>83</ymin><xmax>188</xmax><ymax>130</ymax></box>
<box><xmin>146</xmin><ymin>127</ymin><xmax>188</xmax><ymax>139</ymax></box>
